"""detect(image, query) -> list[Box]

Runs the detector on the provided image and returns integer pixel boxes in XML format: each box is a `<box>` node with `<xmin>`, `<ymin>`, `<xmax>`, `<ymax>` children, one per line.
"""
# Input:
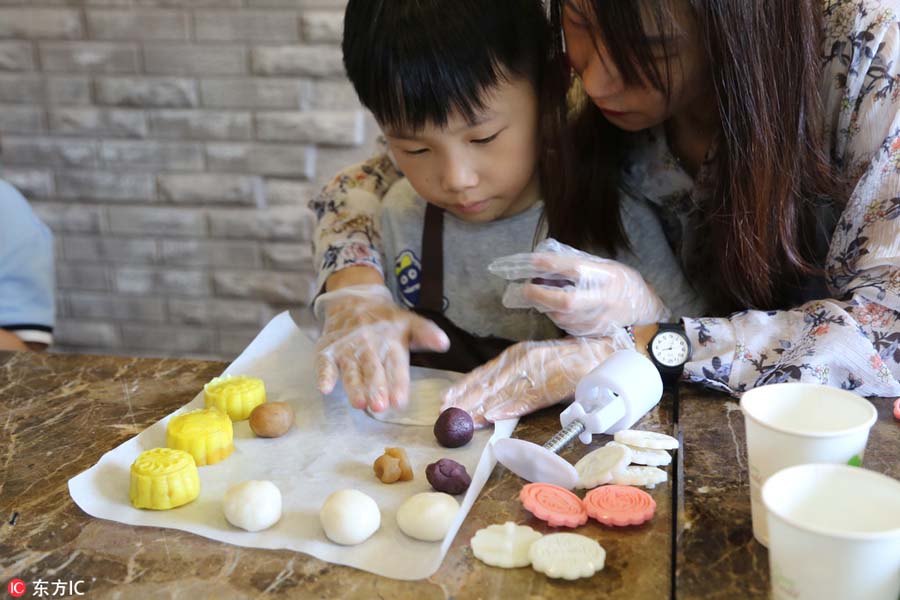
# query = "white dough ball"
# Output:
<box><xmin>320</xmin><ymin>489</ymin><xmax>381</xmax><ymax>545</ymax></box>
<box><xmin>396</xmin><ymin>492</ymin><xmax>460</xmax><ymax>542</ymax></box>
<box><xmin>222</xmin><ymin>480</ymin><xmax>282</xmax><ymax>532</ymax></box>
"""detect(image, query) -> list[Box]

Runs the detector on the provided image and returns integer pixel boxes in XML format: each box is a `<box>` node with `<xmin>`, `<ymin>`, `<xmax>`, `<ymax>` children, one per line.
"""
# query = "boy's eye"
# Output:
<box><xmin>472</xmin><ymin>131</ymin><xmax>501</xmax><ymax>145</ymax></box>
<box><xmin>403</xmin><ymin>148</ymin><xmax>429</xmax><ymax>156</ymax></box>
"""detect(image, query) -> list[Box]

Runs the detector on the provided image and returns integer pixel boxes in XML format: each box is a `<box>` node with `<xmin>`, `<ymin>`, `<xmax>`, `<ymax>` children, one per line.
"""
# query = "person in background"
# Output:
<box><xmin>312</xmin><ymin>0</ymin><xmax>900</xmax><ymax>424</ymax></box>
<box><xmin>0</xmin><ymin>179</ymin><xmax>55</xmax><ymax>351</ymax></box>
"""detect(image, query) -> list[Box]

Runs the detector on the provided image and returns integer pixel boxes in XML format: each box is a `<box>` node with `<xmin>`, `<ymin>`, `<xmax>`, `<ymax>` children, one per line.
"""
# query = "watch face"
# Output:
<box><xmin>651</xmin><ymin>331</ymin><xmax>690</xmax><ymax>367</ymax></box>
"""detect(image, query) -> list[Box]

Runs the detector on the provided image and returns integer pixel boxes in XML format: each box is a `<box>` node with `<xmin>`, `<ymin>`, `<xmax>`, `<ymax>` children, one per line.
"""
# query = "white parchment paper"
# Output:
<box><xmin>68</xmin><ymin>311</ymin><xmax>517</xmax><ymax>580</ymax></box>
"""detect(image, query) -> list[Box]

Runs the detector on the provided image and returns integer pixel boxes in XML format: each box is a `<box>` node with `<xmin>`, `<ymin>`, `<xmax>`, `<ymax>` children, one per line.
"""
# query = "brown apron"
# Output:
<box><xmin>409</xmin><ymin>204</ymin><xmax>516</xmax><ymax>373</ymax></box>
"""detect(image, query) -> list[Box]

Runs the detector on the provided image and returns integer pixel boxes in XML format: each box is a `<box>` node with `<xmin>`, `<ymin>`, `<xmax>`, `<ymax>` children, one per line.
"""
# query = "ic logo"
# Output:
<box><xmin>6</xmin><ymin>579</ymin><xmax>26</xmax><ymax>598</ymax></box>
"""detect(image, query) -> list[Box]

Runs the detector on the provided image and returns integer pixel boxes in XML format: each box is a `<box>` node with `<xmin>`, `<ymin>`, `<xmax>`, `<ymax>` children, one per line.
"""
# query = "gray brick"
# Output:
<box><xmin>116</xmin><ymin>266</ymin><xmax>209</xmax><ymax>296</ymax></box>
<box><xmin>121</xmin><ymin>323</ymin><xmax>214</xmax><ymax>353</ymax></box>
<box><xmin>96</xmin><ymin>77</ymin><xmax>198</xmax><ymax>108</ymax></box>
<box><xmin>169</xmin><ymin>297</ymin><xmax>266</xmax><ymax>326</ymax></box>
<box><xmin>218</xmin><ymin>327</ymin><xmax>263</xmax><ymax>357</ymax></box>
<box><xmin>251</xmin><ymin>45</ymin><xmax>343</xmax><ymax>77</ymax></box>
<box><xmin>310</xmin><ymin>80</ymin><xmax>362</xmax><ymax>110</ymax></box>
<box><xmin>0</xmin><ymin>9</ymin><xmax>83</xmax><ymax>40</ymax></box>
<box><xmin>49</xmin><ymin>108</ymin><xmax>148</xmax><ymax>138</ymax></box>
<box><xmin>300</xmin><ymin>10</ymin><xmax>342</xmax><ymax>43</ymax></box>
<box><xmin>100</xmin><ymin>140</ymin><xmax>204</xmax><ymax>171</ymax></box>
<box><xmin>55</xmin><ymin>320</ymin><xmax>120</xmax><ymax>348</ymax></box>
<box><xmin>68</xmin><ymin>292</ymin><xmax>165</xmax><ymax>322</ymax></box>
<box><xmin>143</xmin><ymin>44</ymin><xmax>247</xmax><ymax>76</ymax></box>
<box><xmin>40</xmin><ymin>42</ymin><xmax>139</xmax><ymax>74</ymax></box>
<box><xmin>31</xmin><ymin>202</ymin><xmax>104</xmax><ymax>233</ymax></box>
<box><xmin>264</xmin><ymin>178</ymin><xmax>314</xmax><ymax>206</ymax></box>
<box><xmin>2</xmin><ymin>136</ymin><xmax>97</xmax><ymax>168</ymax></box>
<box><xmin>62</xmin><ymin>235</ymin><xmax>158</xmax><ymax>263</ymax></box>
<box><xmin>208</xmin><ymin>206</ymin><xmax>315</xmax><ymax>241</ymax></box>
<box><xmin>206</xmin><ymin>142</ymin><xmax>314</xmax><ymax>177</ymax></box>
<box><xmin>108</xmin><ymin>205</ymin><xmax>206</xmax><ymax>236</ymax></box>
<box><xmin>135</xmin><ymin>0</ymin><xmax>242</xmax><ymax>7</ymax></box>
<box><xmin>0</xmin><ymin>168</ymin><xmax>54</xmax><ymax>199</ymax></box>
<box><xmin>56</xmin><ymin>170</ymin><xmax>155</xmax><ymax>201</ymax></box>
<box><xmin>0</xmin><ymin>74</ymin><xmax>42</xmax><ymax>103</ymax></box>
<box><xmin>47</xmin><ymin>76</ymin><xmax>92</xmax><ymax>105</ymax></box>
<box><xmin>0</xmin><ymin>104</ymin><xmax>45</xmax><ymax>134</ymax></box>
<box><xmin>246</xmin><ymin>0</ymin><xmax>346</xmax><ymax>7</ymax></box>
<box><xmin>149</xmin><ymin>109</ymin><xmax>252</xmax><ymax>140</ymax></box>
<box><xmin>161</xmin><ymin>239</ymin><xmax>260</xmax><ymax>267</ymax></box>
<box><xmin>56</xmin><ymin>264</ymin><xmax>110</xmax><ymax>291</ymax></box>
<box><xmin>213</xmin><ymin>269</ymin><xmax>317</xmax><ymax>304</ymax></box>
<box><xmin>256</xmin><ymin>111</ymin><xmax>363</xmax><ymax>146</ymax></box>
<box><xmin>195</xmin><ymin>11</ymin><xmax>299</xmax><ymax>42</ymax></box>
<box><xmin>87</xmin><ymin>9</ymin><xmax>189</xmax><ymax>40</ymax></box>
<box><xmin>200</xmin><ymin>78</ymin><xmax>310</xmax><ymax>109</ymax></box>
<box><xmin>262</xmin><ymin>242</ymin><xmax>313</xmax><ymax>270</ymax></box>
<box><xmin>158</xmin><ymin>173</ymin><xmax>263</xmax><ymax>205</ymax></box>
<box><xmin>0</xmin><ymin>41</ymin><xmax>33</xmax><ymax>71</ymax></box>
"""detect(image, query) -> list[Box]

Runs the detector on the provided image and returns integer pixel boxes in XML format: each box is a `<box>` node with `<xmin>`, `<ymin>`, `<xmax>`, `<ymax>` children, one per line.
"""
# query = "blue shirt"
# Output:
<box><xmin>0</xmin><ymin>180</ymin><xmax>54</xmax><ymax>344</ymax></box>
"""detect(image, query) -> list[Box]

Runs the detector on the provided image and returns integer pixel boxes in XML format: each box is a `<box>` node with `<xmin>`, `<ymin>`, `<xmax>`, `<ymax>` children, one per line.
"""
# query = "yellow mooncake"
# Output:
<box><xmin>130</xmin><ymin>448</ymin><xmax>200</xmax><ymax>510</ymax></box>
<box><xmin>203</xmin><ymin>374</ymin><xmax>266</xmax><ymax>421</ymax></box>
<box><xmin>166</xmin><ymin>407</ymin><xmax>234</xmax><ymax>466</ymax></box>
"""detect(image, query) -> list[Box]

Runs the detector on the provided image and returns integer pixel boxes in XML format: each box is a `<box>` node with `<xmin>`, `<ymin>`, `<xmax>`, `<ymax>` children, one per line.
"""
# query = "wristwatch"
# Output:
<box><xmin>647</xmin><ymin>321</ymin><xmax>692</xmax><ymax>385</ymax></box>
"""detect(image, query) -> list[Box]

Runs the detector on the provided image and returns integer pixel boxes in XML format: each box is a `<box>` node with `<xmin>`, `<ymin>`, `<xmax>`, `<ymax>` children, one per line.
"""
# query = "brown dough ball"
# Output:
<box><xmin>373</xmin><ymin>454</ymin><xmax>402</xmax><ymax>483</ymax></box>
<box><xmin>426</xmin><ymin>458</ymin><xmax>471</xmax><ymax>495</ymax></box>
<box><xmin>249</xmin><ymin>402</ymin><xmax>295</xmax><ymax>438</ymax></box>
<box><xmin>433</xmin><ymin>408</ymin><xmax>474</xmax><ymax>448</ymax></box>
<box><xmin>373</xmin><ymin>447</ymin><xmax>413</xmax><ymax>483</ymax></box>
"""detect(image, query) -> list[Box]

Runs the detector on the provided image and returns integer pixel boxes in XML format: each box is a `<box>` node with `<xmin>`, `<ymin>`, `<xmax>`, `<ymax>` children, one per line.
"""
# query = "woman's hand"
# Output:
<box><xmin>315</xmin><ymin>284</ymin><xmax>449</xmax><ymax>412</ymax></box>
<box><xmin>489</xmin><ymin>239</ymin><xmax>671</xmax><ymax>337</ymax></box>
<box><xmin>440</xmin><ymin>336</ymin><xmax>625</xmax><ymax>426</ymax></box>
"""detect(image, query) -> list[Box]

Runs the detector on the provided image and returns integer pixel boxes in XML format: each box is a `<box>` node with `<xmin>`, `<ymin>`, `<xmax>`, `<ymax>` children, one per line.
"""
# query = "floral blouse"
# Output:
<box><xmin>309</xmin><ymin>0</ymin><xmax>900</xmax><ymax>397</ymax></box>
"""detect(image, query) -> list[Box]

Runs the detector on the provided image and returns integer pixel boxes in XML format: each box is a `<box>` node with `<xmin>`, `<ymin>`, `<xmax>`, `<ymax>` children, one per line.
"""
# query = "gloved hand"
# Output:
<box><xmin>440</xmin><ymin>335</ymin><xmax>629</xmax><ymax>427</ymax></box>
<box><xmin>314</xmin><ymin>284</ymin><xmax>450</xmax><ymax>412</ymax></box>
<box><xmin>488</xmin><ymin>238</ymin><xmax>671</xmax><ymax>337</ymax></box>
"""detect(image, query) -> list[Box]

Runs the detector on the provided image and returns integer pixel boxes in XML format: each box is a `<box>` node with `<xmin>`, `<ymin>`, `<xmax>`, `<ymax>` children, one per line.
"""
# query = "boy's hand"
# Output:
<box><xmin>489</xmin><ymin>238</ymin><xmax>671</xmax><ymax>337</ymax></box>
<box><xmin>440</xmin><ymin>336</ymin><xmax>626</xmax><ymax>426</ymax></box>
<box><xmin>314</xmin><ymin>284</ymin><xmax>450</xmax><ymax>412</ymax></box>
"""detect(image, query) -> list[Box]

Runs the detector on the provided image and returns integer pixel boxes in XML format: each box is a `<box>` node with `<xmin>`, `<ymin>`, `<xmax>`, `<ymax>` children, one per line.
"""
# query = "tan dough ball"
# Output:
<box><xmin>249</xmin><ymin>402</ymin><xmax>295</xmax><ymax>438</ymax></box>
<box><xmin>396</xmin><ymin>492</ymin><xmax>460</xmax><ymax>542</ymax></box>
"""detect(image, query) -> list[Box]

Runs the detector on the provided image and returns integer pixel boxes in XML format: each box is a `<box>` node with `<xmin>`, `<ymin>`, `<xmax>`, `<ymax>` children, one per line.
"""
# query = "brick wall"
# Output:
<box><xmin>0</xmin><ymin>0</ymin><xmax>376</xmax><ymax>359</ymax></box>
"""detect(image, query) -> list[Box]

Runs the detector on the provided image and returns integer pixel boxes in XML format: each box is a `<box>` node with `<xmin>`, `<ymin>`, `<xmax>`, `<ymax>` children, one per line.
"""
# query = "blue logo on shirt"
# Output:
<box><xmin>395</xmin><ymin>250</ymin><xmax>421</xmax><ymax>308</ymax></box>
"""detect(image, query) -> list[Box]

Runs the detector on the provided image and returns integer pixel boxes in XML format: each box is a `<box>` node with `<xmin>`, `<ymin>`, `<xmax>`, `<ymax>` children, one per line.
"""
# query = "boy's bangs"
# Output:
<box><xmin>347</xmin><ymin>0</ymin><xmax>545</xmax><ymax>133</ymax></box>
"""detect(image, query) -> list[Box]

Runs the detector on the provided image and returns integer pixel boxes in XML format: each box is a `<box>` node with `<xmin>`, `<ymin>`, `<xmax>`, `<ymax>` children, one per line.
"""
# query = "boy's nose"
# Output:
<box><xmin>440</xmin><ymin>157</ymin><xmax>479</xmax><ymax>193</ymax></box>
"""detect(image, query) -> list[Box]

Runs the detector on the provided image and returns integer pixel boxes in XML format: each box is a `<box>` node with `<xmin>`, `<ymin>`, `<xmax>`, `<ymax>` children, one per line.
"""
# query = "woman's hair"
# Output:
<box><xmin>543</xmin><ymin>0</ymin><xmax>839</xmax><ymax>310</ymax></box>
<box><xmin>342</xmin><ymin>0</ymin><xmax>551</xmax><ymax>134</ymax></box>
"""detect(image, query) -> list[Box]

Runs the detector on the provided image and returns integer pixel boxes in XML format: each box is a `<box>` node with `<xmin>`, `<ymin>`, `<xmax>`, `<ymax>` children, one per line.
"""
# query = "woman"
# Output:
<box><xmin>312</xmin><ymin>0</ymin><xmax>900</xmax><ymax>423</ymax></box>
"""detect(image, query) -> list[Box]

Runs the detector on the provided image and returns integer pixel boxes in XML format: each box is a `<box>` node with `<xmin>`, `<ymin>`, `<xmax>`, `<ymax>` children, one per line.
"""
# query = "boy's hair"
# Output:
<box><xmin>342</xmin><ymin>0</ymin><xmax>551</xmax><ymax>132</ymax></box>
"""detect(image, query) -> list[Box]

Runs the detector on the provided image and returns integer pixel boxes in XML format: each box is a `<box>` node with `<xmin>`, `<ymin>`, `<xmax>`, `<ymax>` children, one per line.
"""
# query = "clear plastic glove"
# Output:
<box><xmin>314</xmin><ymin>284</ymin><xmax>450</xmax><ymax>412</ymax></box>
<box><xmin>488</xmin><ymin>238</ymin><xmax>671</xmax><ymax>337</ymax></box>
<box><xmin>440</xmin><ymin>335</ymin><xmax>629</xmax><ymax>427</ymax></box>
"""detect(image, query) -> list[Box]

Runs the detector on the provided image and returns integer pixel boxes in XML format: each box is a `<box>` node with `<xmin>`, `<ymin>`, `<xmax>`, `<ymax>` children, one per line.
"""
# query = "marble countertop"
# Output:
<box><xmin>675</xmin><ymin>388</ymin><xmax>900</xmax><ymax>599</ymax></box>
<box><xmin>0</xmin><ymin>351</ymin><xmax>673</xmax><ymax>599</ymax></box>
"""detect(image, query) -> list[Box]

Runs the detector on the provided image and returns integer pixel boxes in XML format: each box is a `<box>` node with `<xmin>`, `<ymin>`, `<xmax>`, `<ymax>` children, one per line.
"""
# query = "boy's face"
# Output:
<box><xmin>382</xmin><ymin>76</ymin><xmax>541</xmax><ymax>223</ymax></box>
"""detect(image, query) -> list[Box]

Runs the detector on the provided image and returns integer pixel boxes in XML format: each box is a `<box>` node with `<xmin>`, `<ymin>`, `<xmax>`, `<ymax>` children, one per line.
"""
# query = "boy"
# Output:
<box><xmin>315</xmin><ymin>0</ymin><xmax>706</xmax><ymax>407</ymax></box>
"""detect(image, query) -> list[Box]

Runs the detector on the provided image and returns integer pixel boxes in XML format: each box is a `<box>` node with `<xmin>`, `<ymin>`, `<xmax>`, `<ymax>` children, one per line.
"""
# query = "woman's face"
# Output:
<box><xmin>562</xmin><ymin>0</ymin><xmax>710</xmax><ymax>132</ymax></box>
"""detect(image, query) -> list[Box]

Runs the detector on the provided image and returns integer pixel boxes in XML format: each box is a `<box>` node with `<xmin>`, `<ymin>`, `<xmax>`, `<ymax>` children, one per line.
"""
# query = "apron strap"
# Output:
<box><xmin>419</xmin><ymin>203</ymin><xmax>445</xmax><ymax>313</ymax></box>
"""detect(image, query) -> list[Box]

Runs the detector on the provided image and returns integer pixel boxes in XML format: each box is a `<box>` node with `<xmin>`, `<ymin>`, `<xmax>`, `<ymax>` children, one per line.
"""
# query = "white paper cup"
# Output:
<box><xmin>740</xmin><ymin>383</ymin><xmax>877</xmax><ymax>546</ymax></box>
<box><xmin>762</xmin><ymin>464</ymin><xmax>900</xmax><ymax>600</ymax></box>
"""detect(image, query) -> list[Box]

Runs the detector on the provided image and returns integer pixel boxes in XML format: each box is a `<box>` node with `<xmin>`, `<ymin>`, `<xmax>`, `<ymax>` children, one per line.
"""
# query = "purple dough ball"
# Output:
<box><xmin>426</xmin><ymin>458</ymin><xmax>472</xmax><ymax>495</ymax></box>
<box><xmin>433</xmin><ymin>407</ymin><xmax>474</xmax><ymax>448</ymax></box>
